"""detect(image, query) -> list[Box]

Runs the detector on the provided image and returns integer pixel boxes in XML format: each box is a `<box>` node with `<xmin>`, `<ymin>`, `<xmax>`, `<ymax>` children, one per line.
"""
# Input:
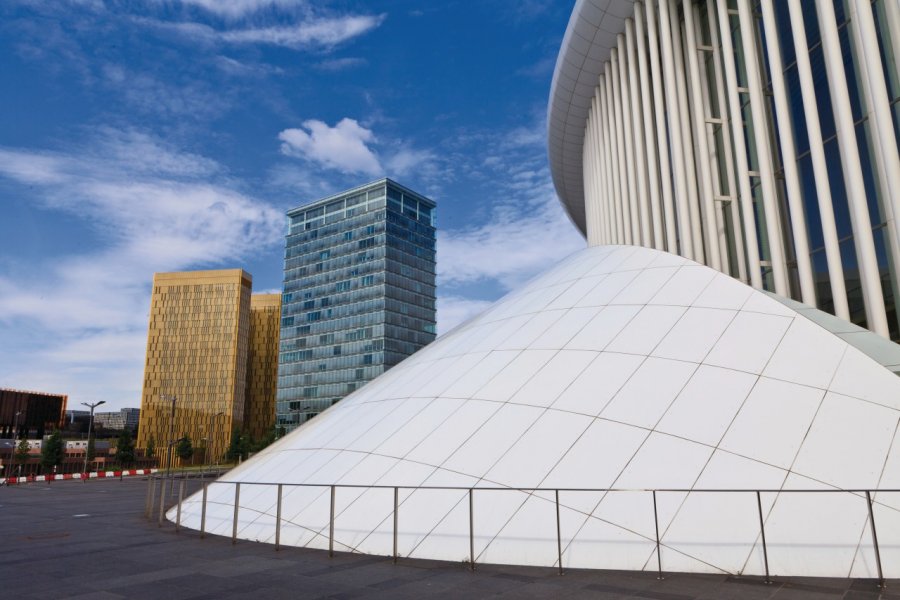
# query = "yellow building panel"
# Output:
<box><xmin>138</xmin><ymin>269</ymin><xmax>252</xmax><ymax>466</ymax></box>
<box><xmin>245</xmin><ymin>293</ymin><xmax>281</xmax><ymax>441</ymax></box>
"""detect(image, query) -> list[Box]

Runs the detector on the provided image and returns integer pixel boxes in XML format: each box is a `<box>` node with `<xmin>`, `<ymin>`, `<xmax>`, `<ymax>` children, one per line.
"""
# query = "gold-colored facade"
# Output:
<box><xmin>137</xmin><ymin>269</ymin><xmax>252</xmax><ymax>465</ymax></box>
<box><xmin>244</xmin><ymin>293</ymin><xmax>281</xmax><ymax>441</ymax></box>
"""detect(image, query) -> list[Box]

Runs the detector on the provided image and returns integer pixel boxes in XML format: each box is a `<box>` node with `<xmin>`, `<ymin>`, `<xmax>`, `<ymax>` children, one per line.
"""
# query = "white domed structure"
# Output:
<box><xmin>172</xmin><ymin>245</ymin><xmax>900</xmax><ymax>578</ymax></box>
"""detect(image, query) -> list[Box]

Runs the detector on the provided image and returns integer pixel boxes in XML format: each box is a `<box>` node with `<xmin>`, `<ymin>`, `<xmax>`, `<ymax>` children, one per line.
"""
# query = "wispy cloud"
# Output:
<box><xmin>171</xmin><ymin>0</ymin><xmax>306</xmax><ymax>20</ymax></box>
<box><xmin>220</xmin><ymin>14</ymin><xmax>385</xmax><ymax>49</ymax></box>
<box><xmin>436</xmin><ymin>296</ymin><xmax>493</xmax><ymax>335</ymax></box>
<box><xmin>137</xmin><ymin>12</ymin><xmax>385</xmax><ymax>51</ymax></box>
<box><xmin>316</xmin><ymin>57</ymin><xmax>367</xmax><ymax>71</ymax></box>
<box><xmin>0</xmin><ymin>129</ymin><xmax>284</xmax><ymax>407</ymax></box>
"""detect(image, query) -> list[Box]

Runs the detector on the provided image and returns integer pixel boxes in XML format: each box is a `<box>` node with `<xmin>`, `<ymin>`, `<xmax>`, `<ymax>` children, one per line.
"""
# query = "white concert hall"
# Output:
<box><xmin>171</xmin><ymin>0</ymin><xmax>900</xmax><ymax>579</ymax></box>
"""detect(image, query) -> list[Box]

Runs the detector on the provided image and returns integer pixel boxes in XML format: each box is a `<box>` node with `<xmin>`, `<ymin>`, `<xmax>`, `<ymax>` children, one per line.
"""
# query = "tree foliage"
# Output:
<box><xmin>115</xmin><ymin>429</ymin><xmax>136</xmax><ymax>467</ymax></box>
<box><xmin>175</xmin><ymin>434</ymin><xmax>194</xmax><ymax>462</ymax></box>
<box><xmin>86</xmin><ymin>435</ymin><xmax>96</xmax><ymax>462</ymax></box>
<box><xmin>145</xmin><ymin>435</ymin><xmax>156</xmax><ymax>458</ymax></box>
<box><xmin>40</xmin><ymin>430</ymin><xmax>64</xmax><ymax>473</ymax></box>
<box><xmin>15</xmin><ymin>438</ymin><xmax>30</xmax><ymax>469</ymax></box>
<box><xmin>225</xmin><ymin>428</ymin><xmax>250</xmax><ymax>462</ymax></box>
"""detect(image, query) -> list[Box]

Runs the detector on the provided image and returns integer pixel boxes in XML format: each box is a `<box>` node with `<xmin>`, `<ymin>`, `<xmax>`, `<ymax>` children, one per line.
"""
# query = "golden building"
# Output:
<box><xmin>244</xmin><ymin>293</ymin><xmax>281</xmax><ymax>441</ymax></box>
<box><xmin>138</xmin><ymin>269</ymin><xmax>252</xmax><ymax>466</ymax></box>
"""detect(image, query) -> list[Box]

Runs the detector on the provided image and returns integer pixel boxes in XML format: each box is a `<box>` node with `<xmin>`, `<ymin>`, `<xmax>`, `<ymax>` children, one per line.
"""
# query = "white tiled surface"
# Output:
<box><xmin>174</xmin><ymin>246</ymin><xmax>900</xmax><ymax>578</ymax></box>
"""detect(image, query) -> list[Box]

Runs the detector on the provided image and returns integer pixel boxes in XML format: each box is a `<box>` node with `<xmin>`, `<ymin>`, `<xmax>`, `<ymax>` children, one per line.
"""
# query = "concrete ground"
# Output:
<box><xmin>0</xmin><ymin>477</ymin><xmax>896</xmax><ymax>599</ymax></box>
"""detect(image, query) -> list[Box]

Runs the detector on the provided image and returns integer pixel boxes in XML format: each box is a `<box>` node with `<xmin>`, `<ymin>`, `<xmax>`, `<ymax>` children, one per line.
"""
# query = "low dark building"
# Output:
<box><xmin>0</xmin><ymin>388</ymin><xmax>67</xmax><ymax>439</ymax></box>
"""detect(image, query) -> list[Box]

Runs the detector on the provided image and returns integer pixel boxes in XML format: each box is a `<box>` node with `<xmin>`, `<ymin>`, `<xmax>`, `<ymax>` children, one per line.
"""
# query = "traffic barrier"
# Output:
<box><xmin>1</xmin><ymin>468</ymin><xmax>157</xmax><ymax>485</ymax></box>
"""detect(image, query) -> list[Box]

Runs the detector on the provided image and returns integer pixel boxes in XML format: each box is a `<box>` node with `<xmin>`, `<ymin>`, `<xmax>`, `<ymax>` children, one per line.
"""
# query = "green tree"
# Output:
<box><xmin>145</xmin><ymin>435</ymin><xmax>156</xmax><ymax>459</ymax></box>
<box><xmin>40</xmin><ymin>430</ymin><xmax>64</xmax><ymax>474</ymax></box>
<box><xmin>225</xmin><ymin>428</ymin><xmax>250</xmax><ymax>462</ymax></box>
<box><xmin>115</xmin><ymin>429</ymin><xmax>136</xmax><ymax>467</ymax></box>
<box><xmin>15</xmin><ymin>438</ymin><xmax>30</xmax><ymax>474</ymax></box>
<box><xmin>175</xmin><ymin>434</ymin><xmax>194</xmax><ymax>464</ymax></box>
<box><xmin>86</xmin><ymin>435</ymin><xmax>96</xmax><ymax>463</ymax></box>
<box><xmin>249</xmin><ymin>426</ymin><xmax>278</xmax><ymax>454</ymax></box>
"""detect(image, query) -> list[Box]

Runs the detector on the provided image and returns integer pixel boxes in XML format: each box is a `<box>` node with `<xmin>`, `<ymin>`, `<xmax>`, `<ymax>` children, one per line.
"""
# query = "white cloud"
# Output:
<box><xmin>316</xmin><ymin>57</ymin><xmax>367</xmax><ymax>71</ymax></box>
<box><xmin>138</xmin><ymin>11</ymin><xmax>385</xmax><ymax>51</ymax></box>
<box><xmin>277</xmin><ymin>119</ymin><xmax>439</xmax><ymax>182</ymax></box>
<box><xmin>0</xmin><ymin>130</ymin><xmax>284</xmax><ymax>409</ymax></box>
<box><xmin>279</xmin><ymin>118</ymin><xmax>382</xmax><ymax>176</ymax></box>
<box><xmin>221</xmin><ymin>14</ymin><xmax>385</xmax><ymax>49</ymax></box>
<box><xmin>385</xmin><ymin>147</ymin><xmax>437</xmax><ymax>177</ymax></box>
<box><xmin>173</xmin><ymin>0</ymin><xmax>306</xmax><ymax>19</ymax></box>
<box><xmin>436</xmin><ymin>296</ymin><xmax>493</xmax><ymax>336</ymax></box>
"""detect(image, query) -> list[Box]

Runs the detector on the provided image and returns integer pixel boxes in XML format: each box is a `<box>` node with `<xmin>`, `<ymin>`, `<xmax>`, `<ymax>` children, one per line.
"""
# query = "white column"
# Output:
<box><xmin>848</xmin><ymin>0</ymin><xmax>900</xmax><ymax>335</ymax></box>
<box><xmin>693</xmin><ymin>3</ymin><xmax>731</xmax><ymax>275</ymax></box>
<box><xmin>657</xmin><ymin>0</ymin><xmax>694</xmax><ymax>259</ymax></box>
<box><xmin>610</xmin><ymin>52</ymin><xmax>634</xmax><ymax>245</ymax></box>
<box><xmin>645</xmin><ymin>0</ymin><xmax>678</xmax><ymax>253</ymax></box>
<box><xmin>669</xmin><ymin>3</ymin><xmax>705</xmax><ymax>261</ymax></box>
<box><xmin>736</xmin><ymin>0</ymin><xmax>790</xmax><ymax>296</ymax></box>
<box><xmin>584</xmin><ymin>108</ymin><xmax>600</xmax><ymax>245</ymax></box>
<box><xmin>817</xmin><ymin>0</ymin><xmax>889</xmax><ymax>337</ymax></box>
<box><xmin>758</xmin><ymin>0</ymin><xmax>816</xmax><ymax>306</ymax></box>
<box><xmin>626</xmin><ymin>19</ymin><xmax>653</xmax><ymax>247</ymax></box>
<box><xmin>785</xmin><ymin>0</ymin><xmax>849</xmax><ymax>321</ymax></box>
<box><xmin>715</xmin><ymin>0</ymin><xmax>762</xmax><ymax>289</ymax></box>
<box><xmin>705</xmin><ymin>0</ymin><xmax>748</xmax><ymax>283</ymax></box>
<box><xmin>603</xmin><ymin>72</ymin><xmax>626</xmax><ymax>243</ymax></box>
<box><xmin>599</xmin><ymin>78</ymin><xmax>618</xmax><ymax>244</ymax></box>
<box><xmin>683</xmin><ymin>0</ymin><xmax>722</xmax><ymax>271</ymax></box>
<box><xmin>591</xmin><ymin>92</ymin><xmax>611</xmax><ymax>245</ymax></box>
<box><xmin>634</xmin><ymin>2</ymin><xmax>664</xmax><ymax>250</ymax></box>
<box><xmin>886</xmin><ymin>0</ymin><xmax>900</xmax><ymax>88</ymax></box>
<box><xmin>851</xmin><ymin>0</ymin><xmax>900</xmax><ymax>263</ymax></box>
<box><xmin>617</xmin><ymin>34</ymin><xmax>643</xmax><ymax>245</ymax></box>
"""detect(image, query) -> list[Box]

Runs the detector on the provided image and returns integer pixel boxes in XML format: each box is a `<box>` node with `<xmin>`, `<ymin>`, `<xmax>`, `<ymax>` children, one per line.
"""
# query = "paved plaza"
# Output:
<box><xmin>0</xmin><ymin>477</ymin><xmax>896</xmax><ymax>599</ymax></box>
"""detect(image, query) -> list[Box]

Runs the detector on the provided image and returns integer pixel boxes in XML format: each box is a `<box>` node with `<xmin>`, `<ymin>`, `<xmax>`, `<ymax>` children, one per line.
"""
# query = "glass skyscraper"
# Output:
<box><xmin>276</xmin><ymin>179</ymin><xmax>437</xmax><ymax>432</ymax></box>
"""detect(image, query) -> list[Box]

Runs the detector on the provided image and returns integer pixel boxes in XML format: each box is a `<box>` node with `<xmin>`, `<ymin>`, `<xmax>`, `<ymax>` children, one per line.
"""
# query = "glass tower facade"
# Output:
<box><xmin>276</xmin><ymin>179</ymin><xmax>437</xmax><ymax>432</ymax></box>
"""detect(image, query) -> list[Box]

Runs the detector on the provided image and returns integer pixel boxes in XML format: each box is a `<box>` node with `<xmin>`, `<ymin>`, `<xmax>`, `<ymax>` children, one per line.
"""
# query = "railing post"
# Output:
<box><xmin>200</xmin><ymin>483</ymin><xmax>208</xmax><ymax>538</ymax></box>
<box><xmin>145</xmin><ymin>475</ymin><xmax>155</xmax><ymax>519</ymax></box>
<box><xmin>653</xmin><ymin>490</ymin><xmax>663</xmax><ymax>580</ymax></box>
<box><xmin>866</xmin><ymin>491</ymin><xmax>885</xmax><ymax>588</ymax></box>
<box><xmin>756</xmin><ymin>491</ymin><xmax>771</xmax><ymax>584</ymax></box>
<box><xmin>176</xmin><ymin>479</ymin><xmax>185</xmax><ymax>531</ymax></box>
<box><xmin>157</xmin><ymin>473</ymin><xmax>167</xmax><ymax>526</ymax></box>
<box><xmin>393</xmin><ymin>486</ymin><xmax>399</xmax><ymax>564</ymax></box>
<box><xmin>275</xmin><ymin>484</ymin><xmax>283</xmax><ymax>551</ymax></box>
<box><xmin>329</xmin><ymin>485</ymin><xmax>336</xmax><ymax>558</ymax></box>
<box><xmin>232</xmin><ymin>483</ymin><xmax>240</xmax><ymax>545</ymax></box>
<box><xmin>469</xmin><ymin>488</ymin><xmax>475</xmax><ymax>572</ymax></box>
<box><xmin>555</xmin><ymin>489</ymin><xmax>563</xmax><ymax>575</ymax></box>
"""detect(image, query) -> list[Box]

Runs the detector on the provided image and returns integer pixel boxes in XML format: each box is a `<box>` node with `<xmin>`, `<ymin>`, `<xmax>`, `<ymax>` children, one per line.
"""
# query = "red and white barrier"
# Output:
<box><xmin>1</xmin><ymin>468</ymin><xmax>158</xmax><ymax>485</ymax></box>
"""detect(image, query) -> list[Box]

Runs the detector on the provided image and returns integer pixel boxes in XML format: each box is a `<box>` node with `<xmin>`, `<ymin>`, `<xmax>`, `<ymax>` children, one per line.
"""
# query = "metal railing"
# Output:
<box><xmin>146</xmin><ymin>478</ymin><xmax>899</xmax><ymax>587</ymax></box>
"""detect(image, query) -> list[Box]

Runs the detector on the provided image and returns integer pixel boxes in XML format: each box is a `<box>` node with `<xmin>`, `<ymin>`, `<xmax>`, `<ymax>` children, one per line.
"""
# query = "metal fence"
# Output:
<box><xmin>145</xmin><ymin>477</ymin><xmax>898</xmax><ymax>587</ymax></box>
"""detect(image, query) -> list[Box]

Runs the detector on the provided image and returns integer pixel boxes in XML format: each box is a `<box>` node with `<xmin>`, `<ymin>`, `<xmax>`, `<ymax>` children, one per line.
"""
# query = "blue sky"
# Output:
<box><xmin>0</xmin><ymin>0</ymin><xmax>585</xmax><ymax>410</ymax></box>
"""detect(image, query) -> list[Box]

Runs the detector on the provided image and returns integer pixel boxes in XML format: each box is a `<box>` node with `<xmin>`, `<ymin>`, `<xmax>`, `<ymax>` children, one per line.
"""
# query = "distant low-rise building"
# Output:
<box><xmin>94</xmin><ymin>408</ymin><xmax>140</xmax><ymax>431</ymax></box>
<box><xmin>1</xmin><ymin>388</ymin><xmax>67</xmax><ymax>439</ymax></box>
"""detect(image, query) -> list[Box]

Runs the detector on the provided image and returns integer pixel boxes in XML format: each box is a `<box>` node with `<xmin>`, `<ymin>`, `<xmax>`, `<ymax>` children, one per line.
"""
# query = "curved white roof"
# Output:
<box><xmin>548</xmin><ymin>0</ymin><xmax>633</xmax><ymax>234</ymax></box>
<box><xmin>174</xmin><ymin>245</ymin><xmax>900</xmax><ymax>577</ymax></box>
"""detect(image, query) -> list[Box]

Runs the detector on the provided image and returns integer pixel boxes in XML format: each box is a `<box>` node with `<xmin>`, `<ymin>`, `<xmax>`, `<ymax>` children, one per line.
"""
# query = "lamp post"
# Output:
<box><xmin>82</xmin><ymin>401</ymin><xmax>106</xmax><ymax>474</ymax></box>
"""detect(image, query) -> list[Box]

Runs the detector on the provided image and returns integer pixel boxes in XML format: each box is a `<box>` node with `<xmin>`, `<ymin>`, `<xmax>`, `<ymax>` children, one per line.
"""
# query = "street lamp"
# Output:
<box><xmin>81</xmin><ymin>401</ymin><xmax>106</xmax><ymax>474</ymax></box>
